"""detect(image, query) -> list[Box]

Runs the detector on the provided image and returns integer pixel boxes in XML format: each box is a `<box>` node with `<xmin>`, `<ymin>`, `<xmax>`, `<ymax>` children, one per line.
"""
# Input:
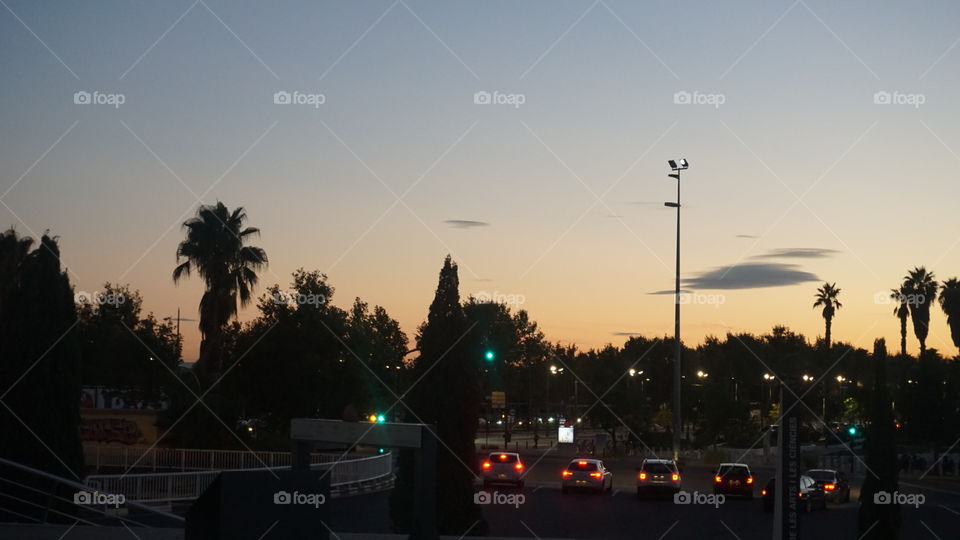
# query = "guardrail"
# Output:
<box><xmin>84</xmin><ymin>444</ymin><xmax>340</xmax><ymax>472</ymax></box>
<box><xmin>84</xmin><ymin>451</ymin><xmax>393</xmax><ymax>503</ymax></box>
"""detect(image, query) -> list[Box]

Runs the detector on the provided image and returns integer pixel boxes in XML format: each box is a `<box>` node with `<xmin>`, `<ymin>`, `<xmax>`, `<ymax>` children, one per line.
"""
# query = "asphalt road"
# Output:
<box><xmin>325</xmin><ymin>458</ymin><xmax>960</xmax><ymax>539</ymax></box>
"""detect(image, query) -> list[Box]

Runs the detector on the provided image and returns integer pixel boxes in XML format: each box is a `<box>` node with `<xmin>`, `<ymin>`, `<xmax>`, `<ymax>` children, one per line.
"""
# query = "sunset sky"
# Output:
<box><xmin>3</xmin><ymin>1</ymin><xmax>960</xmax><ymax>361</ymax></box>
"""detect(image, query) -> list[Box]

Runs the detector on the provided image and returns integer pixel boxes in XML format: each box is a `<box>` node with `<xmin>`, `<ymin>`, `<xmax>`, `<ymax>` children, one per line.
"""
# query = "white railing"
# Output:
<box><xmin>84</xmin><ymin>444</ymin><xmax>341</xmax><ymax>472</ymax></box>
<box><xmin>84</xmin><ymin>451</ymin><xmax>393</xmax><ymax>503</ymax></box>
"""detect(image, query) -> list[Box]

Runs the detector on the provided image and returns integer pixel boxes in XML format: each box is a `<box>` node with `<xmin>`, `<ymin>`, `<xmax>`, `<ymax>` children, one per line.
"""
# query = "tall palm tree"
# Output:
<box><xmin>939</xmin><ymin>278</ymin><xmax>960</xmax><ymax>356</ymax></box>
<box><xmin>173</xmin><ymin>202</ymin><xmax>267</xmax><ymax>376</ymax></box>
<box><xmin>890</xmin><ymin>286</ymin><xmax>910</xmax><ymax>357</ymax></box>
<box><xmin>902</xmin><ymin>266</ymin><xmax>938</xmax><ymax>358</ymax></box>
<box><xmin>813</xmin><ymin>282</ymin><xmax>842</xmax><ymax>349</ymax></box>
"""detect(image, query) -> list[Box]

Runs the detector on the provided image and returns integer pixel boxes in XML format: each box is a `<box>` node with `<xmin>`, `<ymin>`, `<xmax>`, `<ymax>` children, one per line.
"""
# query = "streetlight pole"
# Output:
<box><xmin>666</xmin><ymin>158</ymin><xmax>688</xmax><ymax>462</ymax></box>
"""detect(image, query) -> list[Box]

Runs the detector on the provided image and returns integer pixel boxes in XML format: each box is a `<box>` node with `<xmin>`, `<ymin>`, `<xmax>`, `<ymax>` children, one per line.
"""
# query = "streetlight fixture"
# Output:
<box><xmin>835</xmin><ymin>375</ymin><xmax>845</xmax><ymax>383</ymax></box>
<box><xmin>802</xmin><ymin>374</ymin><xmax>814</xmax><ymax>382</ymax></box>
<box><xmin>666</xmin><ymin>158</ymin><xmax>688</xmax><ymax>463</ymax></box>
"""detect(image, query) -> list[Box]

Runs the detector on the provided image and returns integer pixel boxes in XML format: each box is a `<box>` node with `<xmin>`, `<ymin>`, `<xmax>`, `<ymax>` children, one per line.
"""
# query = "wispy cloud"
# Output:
<box><xmin>735</xmin><ymin>234</ymin><xmax>759</xmax><ymax>239</ymax></box>
<box><xmin>613</xmin><ymin>332</ymin><xmax>645</xmax><ymax>336</ymax></box>
<box><xmin>752</xmin><ymin>248</ymin><xmax>840</xmax><ymax>259</ymax></box>
<box><xmin>685</xmin><ymin>262</ymin><xmax>819</xmax><ymax>290</ymax></box>
<box><xmin>444</xmin><ymin>220</ymin><xmax>489</xmax><ymax>229</ymax></box>
<box><xmin>648</xmin><ymin>289</ymin><xmax>693</xmax><ymax>296</ymax></box>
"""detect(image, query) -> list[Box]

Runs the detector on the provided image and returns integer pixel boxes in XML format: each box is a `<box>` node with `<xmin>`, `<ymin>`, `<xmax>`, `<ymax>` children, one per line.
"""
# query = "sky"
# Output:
<box><xmin>2</xmin><ymin>0</ymin><xmax>960</xmax><ymax>362</ymax></box>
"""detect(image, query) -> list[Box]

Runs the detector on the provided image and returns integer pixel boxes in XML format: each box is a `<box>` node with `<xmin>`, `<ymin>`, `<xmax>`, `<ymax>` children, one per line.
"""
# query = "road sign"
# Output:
<box><xmin>491</xmin><ymin>391</ymin><xmax>506</xmax><ymax>408</ymax></box>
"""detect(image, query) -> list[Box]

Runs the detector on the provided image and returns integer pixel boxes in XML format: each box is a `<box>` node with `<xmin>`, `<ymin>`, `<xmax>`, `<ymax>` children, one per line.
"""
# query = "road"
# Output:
<box><xmin>325</xmin><ymin>457</ymin><xmax>960</xmax><ymax>539</ymax></box>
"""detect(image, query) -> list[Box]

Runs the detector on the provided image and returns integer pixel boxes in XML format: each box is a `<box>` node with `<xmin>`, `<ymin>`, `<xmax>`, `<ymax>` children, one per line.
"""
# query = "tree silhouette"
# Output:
<box><xmin>939</xmin><ymin>278</ymin><xmax>960</xmax><ymax>356</ymax></box>
<box><xmin>172</xmin><ymin>202</ymin><xmax>267</xmax><ymax>378</ymax></box>
<box><xmin>902</xmin><ymin>267</ymin><xmax>938</xmax><ymax>357</ymax></box>
<box><xmin>813</xmin><ymin>282</ymin><xmax>842</xmax><ymax>349</ymax></box>
<box><xmin>890</xmin><ymin>286</ymin><xmax>910</xmax><ymax>357</ymax></box>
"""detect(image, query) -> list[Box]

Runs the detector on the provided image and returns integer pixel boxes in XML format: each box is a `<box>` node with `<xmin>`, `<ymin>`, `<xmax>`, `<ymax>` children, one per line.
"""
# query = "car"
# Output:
<box><xmin>636</xmin><ymin>458</ymin><xmax>681</xmax><ymax>498</ymax></box>
<box><xmin>761</xmin><ymin>475</ymin><xmax>828</xmax><ymax>513</ymax></box>
<box><xmin>804</xmin><ymin>468</ymin><xmax>850</xmax><ymax>503</ymax></box>
<box><xmin>562</xmin><ymin>458</ymin><xmax>613</xmax><ymax>494</ymax></box>
<box><xmin>713</xmin><ymin>463</ymin><xmax>754</xmax><ymax>498</ymax></box>
<box><xmin>481</xmin><ymin>452</ymin><xmax>524</xmax><ymax>488</ymax></box>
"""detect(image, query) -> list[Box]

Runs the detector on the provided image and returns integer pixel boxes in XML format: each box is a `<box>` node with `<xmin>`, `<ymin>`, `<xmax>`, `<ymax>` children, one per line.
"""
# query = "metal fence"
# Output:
<box><xmin>84</xmin><ymin>444</ymin><xmax>342</xmax><ymax>472</ymax></box>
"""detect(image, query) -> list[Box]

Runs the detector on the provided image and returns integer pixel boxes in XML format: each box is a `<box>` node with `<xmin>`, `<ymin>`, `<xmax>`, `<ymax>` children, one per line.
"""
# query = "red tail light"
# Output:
<box><xmin>589</xmin><ymin>472</ymin><xmax>603</xmax><ymax>478</ymax></box>
<box><xmin>499</xmin><ymin>454</ymin><xmax>507</xmax><ymax>461</ymax></box>
<box><xmin>714</xmin><ymin>475</ymin><xmax>722</xmax><ymax>483</ymax></box>
<box><xmin>638</xmin><ymin>472</ymin><xmax>647</xmax><ymax>481</ymax></box>
<box><xmin>746</xmin><ymin>477</ymin><xmax>754</xmax><ymax>484</ymax></box>
<box><xmin>671</xmin><ymin>473</ymin><xmax>680</xmax><ymax>482</ymax></box>
<box><xmin>514</xmin><ymin>462</ymin><xmax>524</xmax><ymax>471</ymax></box>
<box><xmin>562</xmin><ymin>470</ymin><xmax>573</xmax><ymax>478</ymax></box>
<box><xmin>578</xmin><ymin>460</ymin><xmax>588</xmax><ymax>466</ymax></box>
<box><xmin>824</xmin><ymin>483</ymin><xmax>835</xmax><ymax>491</ymax></box>
<box><xmin>482</xmin><ymin>461</ymin><xmax>491</xmax><ymax>470</ymax></box>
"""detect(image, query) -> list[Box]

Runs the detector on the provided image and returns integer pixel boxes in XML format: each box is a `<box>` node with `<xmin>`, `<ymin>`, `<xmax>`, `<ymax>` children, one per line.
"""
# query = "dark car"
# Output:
<box><xmin>761</xmin><ymin>476</ymin><xmax>828</xmax><ymax>513</ymax></box>
<box><xmin>804</xmin><ymin>468</ymin><xmax>850</xmax><ymax>503</ymax></box>
<box><xmin>713</xmin><ymin>463</ymin><xmax>754</xmax><ymax>498</ymax></box>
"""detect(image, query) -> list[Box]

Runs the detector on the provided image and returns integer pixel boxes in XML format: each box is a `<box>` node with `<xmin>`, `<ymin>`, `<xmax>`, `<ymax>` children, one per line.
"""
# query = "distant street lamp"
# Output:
<box><xmin>802</xmin><ymin>374</ymin><xmax>814</xmax><ymax>382</ymax></box>
<box><xmin>666</xmin><ymin>158</ymin><xmax>688</xmax><ymax>462</ymax></box>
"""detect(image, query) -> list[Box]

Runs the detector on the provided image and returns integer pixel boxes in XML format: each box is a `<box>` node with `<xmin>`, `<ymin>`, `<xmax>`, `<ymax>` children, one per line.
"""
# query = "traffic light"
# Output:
<box><xmin>848</xmin><ymin>426</ymin><xmax>857</xmax><ymax>436</ymax></box>
<box><xmin>484</xmin><ymin>350</ymin><xmax>495</xmax><ymax>361</ymax></box>
<box><xmin>368</xmin><ymin>414</ymin><xmax>386</xmax><ymax>423</ymax></box>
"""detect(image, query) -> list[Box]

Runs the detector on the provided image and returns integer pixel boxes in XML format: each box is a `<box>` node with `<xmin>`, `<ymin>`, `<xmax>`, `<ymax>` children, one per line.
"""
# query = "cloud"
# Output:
<box><xmin>648</xmin><ymin>289</ymin><xmax>694</xmax><ymax>296</ymax></box>
<box><xmin>683</xmin><ymin>262</ymin><xmax>819</xmax><ymax>290</ymax></box>
<box><xmin>736</xmin><ymin>234</ymin><xmax>759</xmax><ymax>239</ymax></box>
<box><xmin>752</xmin><ymin>248</ymin><xmax>840</xmax><ymax>259</ymax></box>
<box><xmin>443</xmin><ymin>220</ymin><xmax>489</xmax><ymax>229</ymax></box>
<box><xmin>613</xmin><ymin>332</ymin><xmax>645</xmax><ymax>336</ymax></box>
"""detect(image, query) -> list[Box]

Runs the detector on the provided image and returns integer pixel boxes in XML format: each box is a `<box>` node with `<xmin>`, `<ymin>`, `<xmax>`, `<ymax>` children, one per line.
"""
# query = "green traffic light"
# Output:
<box><xmin>376</xmin><ymin>414</ymin><xmax>386</xmax><ymax>423</ymax></box>
<box><xmin>848</xmin><ymin>426</ymin><xmax>857</xmax><ymax>435</ymax></box>
<box><xmin>485</xmin><ymin>350</ymin><xmax>495</xmax><ymax>361</ymax></box>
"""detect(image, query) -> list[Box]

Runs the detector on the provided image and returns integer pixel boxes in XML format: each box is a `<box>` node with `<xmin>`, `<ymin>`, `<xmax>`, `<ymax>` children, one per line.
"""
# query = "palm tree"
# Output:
<box><xmin>173</xmin><ymin>202</ymin><xmax>267</xmax><ymax>376</ymax></box>
<box><xmin>939</xmin><ymin>278</ymin><xmax>960</xmax><ymax>356</ymax></box>
<box><xmin>813</xmin><ymin>282</ymin><xmax>842</xmax><ymax>349</ymax></box>
<box><xmin>891</xmin><ymin>286</ymin><xmax>910</xmax><ymax>357</ymax></box>
<box><xmin>902</xmin><ymin>266</ymin><xmax>938</xmax><ymax>358</ymax></box>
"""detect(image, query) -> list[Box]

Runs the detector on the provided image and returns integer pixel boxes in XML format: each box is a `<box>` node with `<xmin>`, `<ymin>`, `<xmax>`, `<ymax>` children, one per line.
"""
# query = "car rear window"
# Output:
<box><xmin>489</xmin><ymin>453</ymin><xmax>518</xmax><ymax>464</ymax></box>
<box><xmin>643</xmin><ymin>463</ymin><xmax>674</xmax><ymax>474</ymax></box>
<box><xmin>568</xmin><ymin>461</ymin><xmax>598</xmax><ymax>471</ymax></box>
<box><xmin>806</xmin><ymin>470</ymin><xmax>834</xmax><ymax>481</ymax></box>
<box><xmin>718</xmin><ymin>465</ymin><xmax>749</xmax><ymax>476</ymax></box>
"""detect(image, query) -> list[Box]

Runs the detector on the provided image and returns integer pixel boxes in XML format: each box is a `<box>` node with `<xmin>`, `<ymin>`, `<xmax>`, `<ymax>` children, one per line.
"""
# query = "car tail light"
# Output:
<box><xmin>515</xmin><ymin>462</ymin><xmax>524</xmax><ymax>471</ymax></box>
<box><xmin>761</xmin><ymin>489</ymin><xmax>767</xmax><ymax>496</ymax></box>
<box><xmin>578</xmin><ymin>460</ymin><xmax>587</xmax><ymax>466</ymax></box>
<box><xmin>824</xmin><ymin>483</ymin><xmax>835</xmax><ymax>491</ymax></box>
<box><xmin>798</xmin><ymin>491</ymin><xmax>803</xmax><ymax>498</ymax></box>
<box><xmin>746</xmin><ymin>477</ymin><xmax>754</xmax><ymax>484</ymax></box>
<box><xmin>638</xmin><ymin>472</ymin><xmax>647</xmax><ymax>481</ymax></box>
<box><xmin>671</xmin><ymin>473</ymin><xmax>680</xmax><ymax>482</ymax></box>
<box><xmin>589</xmin><ymin>472</ymin><xmax>603</xmax><ymax>478</ymax></box>
<box><xmin>499</xmin><ymin>454</ymin><xmax>507</xmax><ymax>461</ymax></box>
<box><xmin>714</xmin><ymin>475</ymin><xmax>722</xmax><ymax>483</ymax></box>
<box><xmin>482</xmin><ymin>461</ymin><xmax>491</xmax><ymax>470</ymax></box>
<box><xmin>562</xmin><ymin>470</ymin><xmax>573</xmax><ymax>478</ymax></box>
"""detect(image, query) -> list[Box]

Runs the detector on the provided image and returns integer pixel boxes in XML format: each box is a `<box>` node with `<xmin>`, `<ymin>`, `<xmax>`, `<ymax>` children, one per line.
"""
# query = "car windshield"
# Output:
<box><xmin>718</xmin><ymin>465</ymin><xmax>749</xmax><ymax>476</ymax></box>
<box><xmin>806</xmin><ymin>470</ymin><xmax>834</xmax><ymax>481</ymax></box>
<box><xmin>489</xmin><ymin>453</ymin><xmax>518</xmax><ymax>464</ymax></box>
<box><xmin>643</xmin><ymin>463</ymin><xmax>674</xmax><ymax>474</ymax></box>
<box><xmin>568</xmin><ymin>461</ymin><xmax>598</xmax><ymax>471</ymax></box>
